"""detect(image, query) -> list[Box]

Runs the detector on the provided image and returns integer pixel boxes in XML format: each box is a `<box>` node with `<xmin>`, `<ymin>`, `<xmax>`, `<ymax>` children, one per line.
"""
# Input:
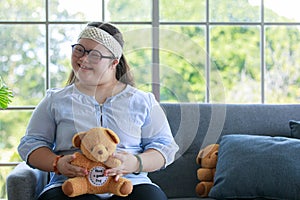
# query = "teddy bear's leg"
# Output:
<box><xmin>62</xmin><ymin>177</ymin><xmax>88</xmax><ymax>197</ymax></box>
<box><xmin>108</xmin><ymin>178</ymin><xmax>133</xmax><ymax>197</ymax></box>
<box><xmin>195</xmin><ymin>182</ymin><xmax>214</xmax><ymax>197</ymax></box>
<box><xmin>119</xmin><ymin>180</ymin><xmax>133</xmax><ymax>196</ymax></box>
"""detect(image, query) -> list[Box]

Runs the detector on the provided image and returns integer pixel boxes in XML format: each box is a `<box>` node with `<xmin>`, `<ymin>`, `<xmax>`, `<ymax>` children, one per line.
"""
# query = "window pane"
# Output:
<box><xmin>0</xmin><ymin>0</ymin><xmax>45</xmax><ymax>21</ymax></box>
<box><xmin>160</xmin><ymin>0</ymin><xmax>205</xmax><ymax>22</ymax></box>
<box><xmin>160</xmin><ymin>26</ymin><xmax>206</xmax><ymax>102</ymax></box>
<box><xmin>210</xmin><ymin>26</ymin><xmax>261</xmax><ymax>103</ymax></box>
<box><xmin>0</xmin><ymin>25</ymin><xmax>46</xmax><ymax>106</ymax></box>
<box><xmin>210</xmin><ymin>0</ymin><xmax>261</xmax><ymax>22</ymax></box>
<box><xmin>0</xmin><ymin>110</ymin><xmax>32</xmax><ymax>161</ymax></box>
<box><xmin>0</xmin><ymin>109</ymin><xmax>31</xmax><ymax>198</ymax></box>
<box><xmin>119</xmin><ymin>25</ymin><xmax>152</xmax><ymax>92</ymax></box>
<box><xmin>265</xmin><ymin>26</ymin><xmax>300</xmax><ymax>103</ymax></box>
<box><xmin>49</xmin><ymin>24</ymin><xmax>85</xmax><ymax>88</ymax></box>
<box><xmin>0</xmin><ymin>166</ymin><xmax>14</xmax><ymax>199</ymax></box>
<box><xmin>49</xmin><ymin>0</ymin><xmax>102</xmax><ymax>21</ymax></box>
<box><xmin>265</xmin><ymin>0</ymin><xmax>300</xmax><ymax>22</ymax></box>
<box><xmin>106</xmin><ymin>0</ymin><xmax>151</xmax><ymax>21</ymax></box>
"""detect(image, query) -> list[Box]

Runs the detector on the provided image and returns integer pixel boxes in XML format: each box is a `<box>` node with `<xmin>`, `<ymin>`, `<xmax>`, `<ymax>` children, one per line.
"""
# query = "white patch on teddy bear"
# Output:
<box><xmin>88</xmin><ymin>166</ymin><xmax>108</xmax><ymax>186</ymax></box>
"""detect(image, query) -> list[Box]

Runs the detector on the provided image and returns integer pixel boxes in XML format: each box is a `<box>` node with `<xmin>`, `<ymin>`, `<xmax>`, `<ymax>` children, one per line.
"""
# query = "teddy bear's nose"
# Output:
<box><xmin>98</xmin><ymin>150</ymin><xmax>103</xmax><ymax>155</ymax></box>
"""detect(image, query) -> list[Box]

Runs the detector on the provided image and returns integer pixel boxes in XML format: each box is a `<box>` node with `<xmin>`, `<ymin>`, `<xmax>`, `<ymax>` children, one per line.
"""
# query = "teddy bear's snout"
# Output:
<box><xmin>98</xmin><ymin>150</ymin><xmax>103</xmax><ymax>155</ymax></box>
<box><xmin>97</xmin><ymin>147</ymin><xmax>109</xmax><ymax>155</ymax></box>
<box><xmin>91</xmin><ymin>145</ymin><xmax>109</xmax><ymax>161</ymax></box>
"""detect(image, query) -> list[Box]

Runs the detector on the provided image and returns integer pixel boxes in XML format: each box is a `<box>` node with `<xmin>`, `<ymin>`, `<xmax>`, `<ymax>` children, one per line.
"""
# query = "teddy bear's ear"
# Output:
<box><xmin>196</xmin><ymin>149</ymin><xmax>204</xmax><ymax>165</ymax></box>
<box><xmin>105</xmin><ymin>128</ymin><xmax>120</xmax><ymax>144</ymax></box>
<box><xmin>72</xmin><ymin>132</ymin><xmax>87</xmax><ymax>147</ymax></box>
<box><xmin>196</xmin><ymin>144</ymin><xmax>219</xmax><ymax>165</ymax></box>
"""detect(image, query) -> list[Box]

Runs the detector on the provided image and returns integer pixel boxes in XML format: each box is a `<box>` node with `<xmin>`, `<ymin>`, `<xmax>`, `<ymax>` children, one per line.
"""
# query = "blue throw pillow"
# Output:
<box><xmin>289</xmin><ymin>120</ymin><xmax>300</xmax><ymax>138</ymax></box>
<box><xmin>209</xmin><ymin>134</ymin><xmax>300</xmax><ymax>200</ymax></box>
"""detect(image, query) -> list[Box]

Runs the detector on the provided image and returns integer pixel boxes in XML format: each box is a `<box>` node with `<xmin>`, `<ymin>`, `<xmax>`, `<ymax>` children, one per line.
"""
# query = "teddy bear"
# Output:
<box><xmin>62</xmin><ymin>127</ymin><xmax>133</xmax><ymax>197</ymax></box>
<box><xmin>195</xmin><ymin>143</ymin><xmax>219</xmax><ymax>197</ymax></box>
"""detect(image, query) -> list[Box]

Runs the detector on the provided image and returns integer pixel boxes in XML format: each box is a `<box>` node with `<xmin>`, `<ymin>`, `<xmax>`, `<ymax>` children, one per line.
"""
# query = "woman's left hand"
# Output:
<box><xmin>105</xmin><ymin>151</ymin><xmax>140</xmax><ymax>181</ymax></box>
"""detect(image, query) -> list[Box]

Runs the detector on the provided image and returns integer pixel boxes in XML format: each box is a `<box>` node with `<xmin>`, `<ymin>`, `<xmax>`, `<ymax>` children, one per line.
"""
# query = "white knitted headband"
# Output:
<box><xmin>78</xmin><ymin>26</ymin><xmax>123</xmax><ymax>59</ymax></box>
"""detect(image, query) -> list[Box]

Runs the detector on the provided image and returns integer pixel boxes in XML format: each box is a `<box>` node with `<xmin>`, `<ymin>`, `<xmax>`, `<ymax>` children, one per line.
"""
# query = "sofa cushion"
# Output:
<box><xmin>209</xmin><ymin>134</ymin><xmax>300</xmax><ymax>200</ymax></box>
<box><xmin>289</xmin><ymin>120</ymin><xmax>300</xmax><ymax>138</ymax></box>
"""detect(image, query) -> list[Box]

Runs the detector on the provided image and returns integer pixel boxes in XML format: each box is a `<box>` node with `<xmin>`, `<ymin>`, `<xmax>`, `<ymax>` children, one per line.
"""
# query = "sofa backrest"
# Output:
<box><xmin>149</xmin><ymin>103</ymin><xmax>300</xmax><ymax>199</ymax></box>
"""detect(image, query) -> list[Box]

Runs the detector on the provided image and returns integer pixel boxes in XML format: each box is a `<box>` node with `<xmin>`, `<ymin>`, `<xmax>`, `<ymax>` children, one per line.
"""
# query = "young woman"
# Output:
<box><xmin>18</xmin><ymin>22</ymin><xmax>179</xmax><ymax>200</ymax></box>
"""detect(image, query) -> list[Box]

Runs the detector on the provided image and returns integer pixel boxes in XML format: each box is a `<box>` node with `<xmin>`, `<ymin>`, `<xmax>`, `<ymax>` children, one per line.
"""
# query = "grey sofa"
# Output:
<box><xmin>6</xmin><ymin>103</ymin><xmax>300</xmax><ymax>200</ymax></box>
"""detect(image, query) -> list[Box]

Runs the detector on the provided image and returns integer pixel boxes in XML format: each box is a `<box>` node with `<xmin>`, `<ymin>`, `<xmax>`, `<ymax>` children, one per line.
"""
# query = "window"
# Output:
<box><xmin>1</xmin><ymin>0</ymin><xmax>300</xmax><ymax>198</ymax></box>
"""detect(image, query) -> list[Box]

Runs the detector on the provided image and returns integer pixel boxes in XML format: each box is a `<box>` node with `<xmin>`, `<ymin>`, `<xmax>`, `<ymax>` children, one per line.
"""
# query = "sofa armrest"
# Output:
<box><xmin>6</xmin><ymin>162</ymin><xmax>48</xmax><ymax>200</ymax></box>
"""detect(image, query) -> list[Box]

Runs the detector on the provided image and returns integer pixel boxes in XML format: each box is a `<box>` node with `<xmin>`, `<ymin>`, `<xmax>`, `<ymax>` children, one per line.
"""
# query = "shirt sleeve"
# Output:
<box><xmin>140</xmin><ymin>93</ymin><xmax>179</xmax><ymax>168</ymax></box>
<box><xmin>18</xmin><ymin>89</ymin><xmax>56</xmax><ymax>164</ymax></box>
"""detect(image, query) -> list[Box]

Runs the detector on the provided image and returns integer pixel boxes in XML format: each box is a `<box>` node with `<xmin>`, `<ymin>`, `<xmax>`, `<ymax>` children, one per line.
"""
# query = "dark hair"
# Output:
<box><xmin>67</xmin><ymin>22</ymin><xmax>134</xmax><ymax>86</ymax></box>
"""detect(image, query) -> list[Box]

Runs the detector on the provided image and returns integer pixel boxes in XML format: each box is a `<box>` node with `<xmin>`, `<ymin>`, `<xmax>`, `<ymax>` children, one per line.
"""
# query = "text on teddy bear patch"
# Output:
<box><xmin>88</xmin><ymin>166</ymin><xmax>108</xmax><ymax>186</ymax></box>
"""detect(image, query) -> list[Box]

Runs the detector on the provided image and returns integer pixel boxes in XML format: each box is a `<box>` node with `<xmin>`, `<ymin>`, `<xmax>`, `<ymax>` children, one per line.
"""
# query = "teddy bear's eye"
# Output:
<box><xmin>105</xmin><ymin>147</ymin><xmax>108</xmax><ymax>151</ymax></box>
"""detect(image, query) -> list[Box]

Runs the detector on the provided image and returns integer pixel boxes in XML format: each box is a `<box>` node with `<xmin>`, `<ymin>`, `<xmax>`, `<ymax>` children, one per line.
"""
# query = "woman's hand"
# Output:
<box><xmin>56</xmin><ymin>154</ymin><xmax>88</xmax><ymax>177</ymax></box>
<box><xmin>105</xmin><ymin>151</ymin><xmax>139</xmax><ymax>181</ymax></box>
<box><xmin>28</xmin><ymin>147</ymin><xmax>88</xmax><ymax>177</ymax></box>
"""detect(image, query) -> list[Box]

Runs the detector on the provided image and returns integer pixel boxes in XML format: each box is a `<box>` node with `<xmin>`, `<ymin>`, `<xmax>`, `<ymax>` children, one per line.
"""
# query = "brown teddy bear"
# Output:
<box><xmin>62</xmin><ymin>127</ymin><xmax>133</xmax><ymax>197</ymax></box>
<box><xmin>195</xmin><ymin>144</ymin><xmax>219</xmax><ymax>197</ymax></box>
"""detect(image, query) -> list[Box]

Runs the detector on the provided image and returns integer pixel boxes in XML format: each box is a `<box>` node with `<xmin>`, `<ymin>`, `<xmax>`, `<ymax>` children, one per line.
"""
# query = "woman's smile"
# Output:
<box><xmin>78</xmin><ymin>64</ymin><xmax>93</xmax><ymax>71</ymax></box>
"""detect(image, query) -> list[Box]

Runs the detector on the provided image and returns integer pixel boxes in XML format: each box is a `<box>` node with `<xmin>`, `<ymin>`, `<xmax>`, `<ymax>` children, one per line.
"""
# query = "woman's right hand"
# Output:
<box><xmin>56</xmin><ymin>154</ymin><xmax>88</xmax><ymax>177</ymax></box>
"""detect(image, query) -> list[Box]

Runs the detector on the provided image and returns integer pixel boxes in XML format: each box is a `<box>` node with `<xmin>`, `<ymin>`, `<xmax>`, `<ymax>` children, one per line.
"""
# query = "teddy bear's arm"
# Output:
<box><xmin>71</xmin><ymin>152</ymin><xmax>91</xmax><ymax>168</ymax></box>
<box><xmin>104</xmin><ymin>156</ymin><xmax>122</xmax><ymax>168</ymax></box>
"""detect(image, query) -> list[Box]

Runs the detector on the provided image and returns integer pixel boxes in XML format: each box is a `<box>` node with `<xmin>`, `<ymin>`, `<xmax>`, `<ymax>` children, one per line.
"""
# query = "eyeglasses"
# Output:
<box><xmin>71</xmin><ymin>44</ymin><xmax>115</xmax><ymax>64</ymax></box>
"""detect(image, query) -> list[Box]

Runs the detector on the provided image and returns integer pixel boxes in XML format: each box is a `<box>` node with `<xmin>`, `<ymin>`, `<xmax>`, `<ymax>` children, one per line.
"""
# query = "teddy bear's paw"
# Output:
<box><xmin>120</xmin><ymin>181</ymin><xmax>133</xmax><ymax>196</ymax></box>
<box><xmin>62</xmin><ymin>181</ymin><xmax>74</xmax><ymax>196</ymax></box>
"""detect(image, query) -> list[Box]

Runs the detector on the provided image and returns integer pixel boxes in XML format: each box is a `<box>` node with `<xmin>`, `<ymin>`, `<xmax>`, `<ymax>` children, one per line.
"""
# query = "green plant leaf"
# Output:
<box><xmin>0</xmin><ymin>77</ymin><xmax>13</xmax><ymax>109</ymax></box>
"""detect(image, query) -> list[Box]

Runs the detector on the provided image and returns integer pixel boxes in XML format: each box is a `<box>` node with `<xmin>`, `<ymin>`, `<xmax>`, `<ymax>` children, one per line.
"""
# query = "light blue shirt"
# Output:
<box><xmin>18</xmin><ymin>84</ymin><xmax>179</xmax><ymax>197</ymax></box>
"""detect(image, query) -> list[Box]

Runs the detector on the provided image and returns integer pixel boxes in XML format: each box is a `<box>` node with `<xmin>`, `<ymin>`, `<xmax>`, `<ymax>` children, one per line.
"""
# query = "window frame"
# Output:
<box><xmin>2</xmin><ymin>0</ymin><xmax>300</xmax><ymax>107</ymax></box>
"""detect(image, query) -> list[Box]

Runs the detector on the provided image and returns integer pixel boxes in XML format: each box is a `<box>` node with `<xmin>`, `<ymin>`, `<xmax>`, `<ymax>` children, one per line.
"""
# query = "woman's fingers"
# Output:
<box><xmin>58</xmin><ymin>154</ymin><xmax>88</xmax><ymax>177</ymax></box>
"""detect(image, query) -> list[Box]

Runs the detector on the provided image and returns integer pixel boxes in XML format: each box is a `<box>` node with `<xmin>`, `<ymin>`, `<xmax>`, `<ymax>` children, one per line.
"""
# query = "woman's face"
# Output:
<box><xmin>71</xmin><ymin>38</ymin><xmax>117</xmax><ymax>86</ymax></box>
